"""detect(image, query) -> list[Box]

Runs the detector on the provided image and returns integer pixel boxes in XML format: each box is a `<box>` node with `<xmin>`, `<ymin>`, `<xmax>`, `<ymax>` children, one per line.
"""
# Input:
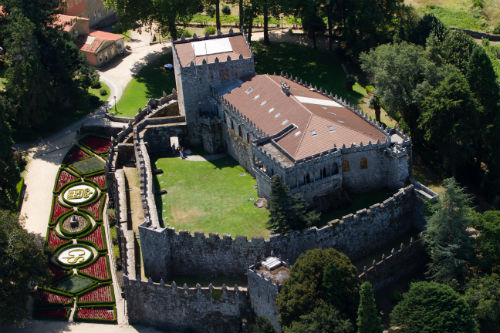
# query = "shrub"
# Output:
<box><xmin>206</xmin><ymin>5</ymin><xmax>215</xmax><ymax>17</ymax></box>
<box><xmin>99</xmin><ymin>88</ymin><xmax>107</xmax><ymax>96</ymax></box>
<box><xmin>205</xmin><ymin>26</ymin><xmax>216</xmax><ymax>35</ymax></box>
<box><xmin>222</xmin><ymin>5</ymin><xmax>231</xmax><ymax>15</ymax></box>
<box><xmin>494</xmin><ymin>23</ymin><xmax>500</xmax><ymax>35</ymax></box>
<box><xmin>179</xmin><ymin>28</ymin><xmax>192</xmax><ymax>38</ymax></box>
<box><xmin>90</xmin><ymin>81</ymin><xmax>101</xmax><ymax>89</ymax></box>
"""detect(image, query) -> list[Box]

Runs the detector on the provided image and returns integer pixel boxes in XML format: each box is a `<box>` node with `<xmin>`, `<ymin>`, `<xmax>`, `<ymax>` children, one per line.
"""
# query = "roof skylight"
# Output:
<box><xmin>274</xmin><ymin>113</ymin><xmax>280</xmax><ymax>118</ymax></box>
<box><xmin>338</xmin><ymin>120</ymin><xmax>344</xmax><ymax>124</ymax></box>
<box><xmin>261</xmin><ymin>100</ymin><xmax>267</xmax><ymax>106</ymax></box>
<box><xmin>311</xmin><ymin>130</ymin><xmax>317</xmax><ymax>136</ymax></box>
<box><xmin>282</xmin><ymin>120</ymin><xmax>289</xmax><ymax>125</ymax></box>
<box><xmin>268</xmin><ymin>107</ymin><xmax>275</xmax><ymax>113</ymax></box>
<box><xmin>254</xmin><ymin>94</ymin><xmax>260</xmax><ymax>100</ymax></box>
<box><xmin>245</xmin><ymin>87</ymin><xmax>254</xmax><ymax>94</ymax></box>
<box><xmin>294</xmin><ymin>131</ymin><xmax>302</xmax><ymax>136</ymax></box>
<box><xmin>328</xmin><ymin>126</ymin><xmax>334</xmax><ymax>132</ymax></box>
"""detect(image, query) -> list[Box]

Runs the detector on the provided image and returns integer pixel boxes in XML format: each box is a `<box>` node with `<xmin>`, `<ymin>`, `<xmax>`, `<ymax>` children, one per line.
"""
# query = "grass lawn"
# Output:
<box><xmin>88</xmin><ymin>81</ymin><xmax>110</xmax><ymax>102</ymax></box>
<box><xmin>154</xmin><ymin>155</ymin><xmax>270</xmax><ymax>239</ymax></box>
<box><xmin>114</xmin><ymin>52</ymin><xmax>176</xmax><ymax>118</ymax></box>
<box><xmin>253</xmin><ymin>42</ymin><xmax>365</xmax><ymax>105</ymax></box>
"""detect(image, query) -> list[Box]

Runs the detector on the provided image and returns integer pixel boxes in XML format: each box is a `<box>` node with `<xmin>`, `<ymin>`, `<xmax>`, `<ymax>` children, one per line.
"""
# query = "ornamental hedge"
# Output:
<box><xmin>74</xmin><ymin>305</ymin><xmax>117</xmax><ymax>323</ymax></box>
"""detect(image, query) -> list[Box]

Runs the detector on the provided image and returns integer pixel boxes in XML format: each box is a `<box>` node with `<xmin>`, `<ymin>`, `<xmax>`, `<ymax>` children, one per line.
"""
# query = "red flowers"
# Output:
<box><xmin>81</xmin><ymin>225</ymin><xmax>105</xmax><ymax>250</ymax></box>
<box><xmin>81</xmin><ymin>196</ymin><xmax>103</xmax><ymax>220</ymax></box>
<box><xmin>78</xmin><ymin>284</ymin><xmax>113</xmax><ymax>303</ymax></box>
<box><xmin>64</xmin><ymin>147</ymin><xmax>89</xmax><ymax>164</ymax></box>
<box><xmin>55</xmin><ymin>170</ymin><xmax>79</xmax><ymax>192</ymax></box>
<box><xmin>80</xmin><ymin>256</ymin><xmax>109</xmax><ymax>280</ymax></box>
<box><xmin>52</xmin><ymin>201</ymin><xmax>71</xmax><ymax>223</ymax></box>
<box><xmin>76</xmin><ymin>307</ymin><xmax>115</xmax><ymax>321</ymax></box>
<box><xmin>82</xmin><ymin>137</ymin><xmax>111</xmax><ymax>154</ymax></box>
<box><xmin>47</xmin><ymin>229</ymin><xmax>70</xmax><ymax>252</ymax></box>
<box><xmin>37</xmin><ymin>290</ymin><xmax>72</xmax><ymax>306</ymax></box>
<box><xmin>87</xmin><ymin>174</ymin><xmax>106</xmax><ymax>189</ymax></box>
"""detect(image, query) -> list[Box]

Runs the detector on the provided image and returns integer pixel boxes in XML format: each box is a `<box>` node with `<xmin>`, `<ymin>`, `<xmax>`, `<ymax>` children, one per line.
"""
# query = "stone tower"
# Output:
<box><xmin>172</xmin><ymin>30</ymin><xmax>255</xmax><ymax>146</ymax></box>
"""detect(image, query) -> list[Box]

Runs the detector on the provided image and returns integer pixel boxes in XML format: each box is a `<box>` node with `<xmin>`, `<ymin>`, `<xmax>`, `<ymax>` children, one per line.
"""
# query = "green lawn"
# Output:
<box><xmin>88</xmin><ymin>81</ymin><xmax>110</xmax><ymax>102</ymax></box>
<box><xmin>114</xmin><ymin>52</ymin><xmax>176</xmax><ymax>118</ymax></box>
<box><xmin>154</xmin><ymin>155</ymin><xmax>270</xmax><ymax>238</ymax></box>
<box><xmin>252</xmin><ymin>42</ymin><xmax>365</xmax><ymax>104</ymax></box>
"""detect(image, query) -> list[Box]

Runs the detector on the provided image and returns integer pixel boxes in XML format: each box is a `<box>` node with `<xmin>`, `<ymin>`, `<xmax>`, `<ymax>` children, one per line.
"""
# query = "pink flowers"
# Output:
<box><xmin>80</xmin><ymin>256</ymin><xmax>109</xmax><ymax>280</ymax></box>
<box><xmin>76</xmin><ymin>307</ymin><xmax>115</xmax><ymax>321</ymax></box>
<box><xmin>82</xmin><ymin>137</ymin><xmax>111</xmax><ymax>154</ymax></box>
<box><xmin>87</xmin><ymin>174</ymin><xmax>106</xmax><ymax>189</ymax></box>
<box><xmin>78</xmin><ymin>284</ymin><xmax>113</xmax><ymax>304</ymax></box>
<box><xmin>64</xmin><ymin>147</ymin><xmax>89</xmax><ymax>164</ymax></box>
<box><xmin>55</xmin><ymin>170</ymin><xmax>79</xmax><ymax>192</ymax></box>
<box><xmin>37</xmin><ymin>290</ymin><xmax>72</xmax><ymax>306</ymax></box>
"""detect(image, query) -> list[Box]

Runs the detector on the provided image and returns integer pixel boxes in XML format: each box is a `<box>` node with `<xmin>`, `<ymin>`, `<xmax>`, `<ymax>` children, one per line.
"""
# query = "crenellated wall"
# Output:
<box><xmin>247</xmin><ymin>268</ymin><xmax>282</xmax><ymax>332</ymax></box>
<box><xmin>140</xmin><ymin>184</ymin><xmax>424</xmax><ymax>280</ymax></box>
<box><xmin>125</xmin><ymin>276</ymin><xmax>250</xmax><ymax>332</ymax></box>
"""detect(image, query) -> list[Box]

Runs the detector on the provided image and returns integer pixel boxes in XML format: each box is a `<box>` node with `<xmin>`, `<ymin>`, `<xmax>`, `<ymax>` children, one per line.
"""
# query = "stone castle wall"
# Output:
<box><xmin>247</xmin><ymin>268</ymin><xmax>281</xmax><ymax>332</ymax></box>
<box><xmin>223</xmin><ymin>127</ymin><xmax>255</xmax><ymax>175</ymax></box>
<box><xmin>140</xmin><ymin>184</ymin><xmax>423</xmax><ymax>281</ymax></box>
<box><xmin>125</xmin><ymin>276</ymin><xmax>250</xmax><ymax>332</ymax></box>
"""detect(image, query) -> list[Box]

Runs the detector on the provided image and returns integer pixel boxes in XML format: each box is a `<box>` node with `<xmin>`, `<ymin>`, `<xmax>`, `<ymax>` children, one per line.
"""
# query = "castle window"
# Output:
<box><xmin>238</xmin><ymin>125</ymin><xmax>242</xmax><ymax>137</ymax></box>
<box><xmin>333</xmin><ymin>163</ymin><xmax>339</xmax><ymax>174</ymax></box>
<box><xmin>199</xmin><ymin>78</ymin><xmax>203</xmax><ymax>83</ymax></box>
<box><xmin>360</xmin><ymin>157</ymin><xmax>368</xmax><ymax>169</ymax></box>
<box><xmin>234</xmin><ymin>72</ymin><xmax>238</xmax><ymax>78</ymax></box>
<box><xmin>306</xmin><ymin>173</ymin><xmax>311</xmax><ymax>184</ymax></box>
<box><xmin>210</xmin><ymin>75</ymin><xmax>214</xmax><ymax>82</ymax></box>
<box><xmin>342</xmin><ymin>160</ymin><xmax>350</xmax><ymax>172</ymax></box>
<box><xmin>247</xmin><ymin>133</ymin><xmax>250</xmax><ymax>143</ymax></box>
<box><xmin>222</xmin><ymin>72</ymin><xmax>229</xmax><ymax>80</ymax></box>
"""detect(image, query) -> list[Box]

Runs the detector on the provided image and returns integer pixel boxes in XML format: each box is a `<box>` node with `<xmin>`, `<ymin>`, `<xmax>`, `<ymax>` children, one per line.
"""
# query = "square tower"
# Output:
<box><xmin>172</xmin><ymin>30</ymin><xmax>255</xmax><ymax>145</ymax></box>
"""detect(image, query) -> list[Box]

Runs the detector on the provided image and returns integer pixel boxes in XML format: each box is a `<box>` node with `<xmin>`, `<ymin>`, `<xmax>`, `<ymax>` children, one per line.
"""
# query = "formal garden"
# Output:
<box><xmin>34</xmin><ymin>135</ymin><xmax>117</xmax><ymax>323</ymax></box>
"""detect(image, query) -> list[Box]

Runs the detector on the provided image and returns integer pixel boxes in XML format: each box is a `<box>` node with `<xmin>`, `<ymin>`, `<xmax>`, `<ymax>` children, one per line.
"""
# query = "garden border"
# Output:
<box><xmin>56</xmin><ymin>210</ymin><xmax>93</xmax><ymax>238</ymax></box>
<box><xmin>74</xmin><ymin>305</ymin><xmax>117</xmax><ymax>323</ymax></box>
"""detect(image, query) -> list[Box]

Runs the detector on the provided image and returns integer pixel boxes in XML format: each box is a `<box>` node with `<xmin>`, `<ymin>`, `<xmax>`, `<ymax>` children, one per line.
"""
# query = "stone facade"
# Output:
<box><xmin>247</xmin><ymin>268</ymin><xmax>282</xmax><ymax>332</ymax></box>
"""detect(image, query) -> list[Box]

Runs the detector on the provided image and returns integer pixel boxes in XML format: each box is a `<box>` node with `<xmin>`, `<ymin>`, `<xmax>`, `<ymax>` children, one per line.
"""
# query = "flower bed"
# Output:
<box><xmin>37</xmin><ymin>290</ymin><xmax>73</xmax><ymax>306</ymax></box>
<box><xmin>80</xmin><ymin>196</ymin><xmax>104</xmax><ymax>221</ymax></box>
<box><xmin>75</xmin><ymin>306</ymin><xmax>116</xmax><ymax>323</ymax></box>
<box><xmin>64</xmin><ymin>147</ymin><xmax>89</xmax><ymax>164</ymax></box>
<box><xmin>51</xmin><ymin>200</ymin><xmax>72</xmax><ymax>224</ymax></box>
<box><xmin>54</xmin><ymin>169</ymin><xmax>79</xmax><ymax>193</ymax></box>
<box><xmin>79</xmin><ymin>225</ymin><xmax>106</xmax><ymax>251</ymax></box>
<box><xmin>86</xmin><ymin>173</ymin><xmax>106</xmax><ymax>189</ymax></box>
<box><xmin>81</xmin><ymin>137</ymin><xmax>111</xmax><ymax>154</ymax></box>
<box><xmin>47</xmin><ymin>229</ymin><xmax>70</xmax><ymax>252</ymax></box>
<box><xmin>47</xmin><ymin>262</ymin><xmax>70</xmax><ymax>281</ymax></box>
<box><xmin>34</xmin><ymin>308</ymin><xmax>70</xmax><ymax>320</ymax></box>
<box><xmin>79</xmin><ymin>255</ymin><xmax>110</xmax><ymax>280</ymax></box>
<box><xmin>78</xmin><ymin>284</ymin><xmax>114</xmax><ymax>304</ymax></box>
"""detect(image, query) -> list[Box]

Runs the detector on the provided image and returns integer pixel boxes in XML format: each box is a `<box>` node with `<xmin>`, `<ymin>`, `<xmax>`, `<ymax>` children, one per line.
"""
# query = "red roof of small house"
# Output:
<box><xmin>53</xmin><ymin>14</ymin><xmax>88</xmax><ymax>32</ymax></box>
<box><xmin>88</xmin><ymin>29</ymin><xmax>124</xmax><ymax>41</ymax></box>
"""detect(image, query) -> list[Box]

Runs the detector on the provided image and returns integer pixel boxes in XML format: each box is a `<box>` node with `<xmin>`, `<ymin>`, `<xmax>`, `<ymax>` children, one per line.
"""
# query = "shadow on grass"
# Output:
<box><xmin>130</xmin><ymin>51</ymin><xmax>176</xmax><ymax>98</ymax></box>
<box><xmin>252</xmin><ymin>41</ymin><xmax>365</xmax><ymax>104</ymax></box>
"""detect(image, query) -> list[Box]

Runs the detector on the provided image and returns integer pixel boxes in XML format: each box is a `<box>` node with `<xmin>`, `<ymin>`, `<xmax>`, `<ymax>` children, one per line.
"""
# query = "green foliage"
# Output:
<box><xmin>0</xmin><ymin>97</ymin><xmax>19</xmax><ymax>210</ymax></box>
<box><xmin>408</xmin><ymin>14</ymin><xmax>448</xmax><ymax>46</ymax></box>
<box><xmin>391</xmin><ymin>281</ymin><xmax>478</xmax><ymax>333</ymax></box>
<box><xmin>206</xmin><ymin>5</ymin><xmax>216</xmax><ymax>17</ymax></box>
<box><xmin>494</xmin><ymin>23</ymin><xmax>500</xmax><ymax>34</ymax></box>
<box><xmin>472</xmin><ymin>210</ymin><xmax>500</xmax><ymax>274</ymax></box>
<box><xmin>99</xmin><ymin>88</ymin><xmax>107</xmax><ymax>96</ymax></box>
<box><xmin>464</xmin><ymin>274</ymin><xmax>500</xmax><ymax>333</ymax></box>
<box><xmin>267</xmin><ymin>175</ymin><xmax>319</xmax><ymax>234</ymax></box>
<box><xmin>277</xmin><ymin>248</ymin><xmax>359</xmax><ymax>330</ymax></box>
<box><xmin>424</xmin><ymin>178</ymin><xmax>475</xmax><ymax>287</ymax></box>
<box><xmin>439</xmin><ymin>31</ymin><xmax>477</xmax><ymax>73</ymax></box>
<box><xmin>222</xmin><ymin>4</ymin><xmax>231</xmax><ymax>15</ymax></box>
<box><xmin>357</xmin><ymin>282</ymin><xmax>383</xmax><ymax>333</ymax></box>
<box><xmin>285</xmin><ymin>303</ymin><xmax>354</xmax><ymax>333</ymax></box>
<box><xmin>254</xmin><ymin>316</ymin><xmax>276</xmax><ymax>333</ymax></box>
<box><xmin>204</xmin><ymin>25</ymin><xmax>216</xmax><ymax>35</ymax></box>
<box><xmin>0</xmin><ymin>210</ymin><xmax>49</xmax><ymax>324</ymax></box>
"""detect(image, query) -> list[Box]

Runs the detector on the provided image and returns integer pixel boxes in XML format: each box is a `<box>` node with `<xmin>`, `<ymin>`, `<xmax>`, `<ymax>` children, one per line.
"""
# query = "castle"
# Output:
<box><xmin>171</xmin><ymin>30</ymin><xmax>411</xmax><ymax>202</ymax></box>
<box><xmin>92</xmin><ymin>29</ymin><xmax>438</xmax><ymax>333</ymax></box>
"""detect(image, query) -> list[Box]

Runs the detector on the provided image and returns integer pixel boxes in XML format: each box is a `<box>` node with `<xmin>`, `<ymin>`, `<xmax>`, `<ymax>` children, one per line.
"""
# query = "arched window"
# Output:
<box><xmin>360</xmin><ymin>157</ymin><xmax>368</xmax><ymax>170</ymax></box>
<box><xmin>247</xmin><ymin>133</ymin><xmax>250</xmax><ymax>143</ymax></box>
<box><xmin>271</xmin><ymin>169</ymin><xmax>274</xmax><ymax>176</ymax></box>
<box><xmin>333</xmin><ymin>163</ymin><xmax>339</xmax><ymax>174</ymax></box>
<box><xmin>238</xmin><ymin>125</ymin><xmax>242</xmax><ymax>137</ymax></box>
<box><xmin>322</xmin><ymin>167</ymin><xmax>327</xmax><ymax>178</ymax></box>
<box><xmin>342</xmin><ymin>160</ymin><xmax>350</xmax><ymax>172</ymax></box>
<box><xmin>306</xmin><ymin>173</ymin><xmax>311</xmax><ymax>184</ymax></box>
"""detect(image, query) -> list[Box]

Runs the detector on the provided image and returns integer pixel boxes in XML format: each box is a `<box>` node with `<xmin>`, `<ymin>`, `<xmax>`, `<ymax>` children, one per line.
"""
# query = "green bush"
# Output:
<box><xmin>205</xmin><ymin>26</ymin><xmax>216</xmax><ymax>35</ymax></box>
<box><xmin>494</xmin><ymin>23</ymin><xmax>500</xmax><ymax>34</ymax></box>
<box><xmin>90</xmin><ymin>81</ymin><xmax>101</xmax><ymax>89</ymax></box>
<box><xmin>222</xmin><ymin>5</ymin><xmax>231</xmax><ymax>15</ymax></box>
<box><xmin>99</xmin><ymin>89</ymin><xmax>107</xmax><ymax>96</ymax></box>
<box><xmin>206</xmin><ymin>5</ymin><xmax>215</xmax><ymax>17</ymax></box>
<box><xmin>179</xmin><ymin>28</ymin><xmax>192</xmax><ymax>38</ymax></box>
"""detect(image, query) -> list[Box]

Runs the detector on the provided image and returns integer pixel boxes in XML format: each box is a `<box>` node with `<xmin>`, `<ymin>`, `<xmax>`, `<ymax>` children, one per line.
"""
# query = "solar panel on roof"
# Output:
<box><xmin>192</xmin><ymin>38</ymin><xmax>233</xmax><ymax>56</ymax></box>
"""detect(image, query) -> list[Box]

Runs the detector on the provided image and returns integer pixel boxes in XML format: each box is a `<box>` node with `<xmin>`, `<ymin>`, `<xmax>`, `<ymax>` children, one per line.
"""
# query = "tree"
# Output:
<box><xmin>357</xmin><ymin>282</ymin><xmax>383</xmax><ymax>333</ymax></box>
<box><xmin>438</xmin><ymin>30</ymin><xmax>477</xmax><ymax>74</ymax></box>
<box><xmin>277</xmin><ymin>248</ymin><xmax>360</xmax><ymax>329</ymax></box>
<box><xmin>368</xmin><ymin>93</ymin><xmax>382</xmax><ymax>122</ymax></box>
<box><xmin>286</xmin><ymin>303</ymin><xmax>354</xmax><ymax>333</ymax></box>
<box><xmin>419</xmin><ymin>66</ymin><xmax>480</xmax><ymax>176</ymax></box>
<box><xmin>472</xmin><ymin>210</ymin><xmax>500</xmax><ymax>274</ymax></box>
<box><xmin>0</xmin><ymin>97</ymin><xmax>19</xmax><ymax>210</ymax></box>
<box><xmin>360</xmin><ymin>42</ymin><xmax>439</xmax><ymax>138</ymax></box>
<box><xmin>464</xmin><ymin>274</ymin><xmax>500</xmax><ymax>333</ymax></box>
<box><xmin>267</xmin><ymin>174</ymin><xmax>319</xmax><ymax>234</ymax></box>
<box><xmin>254</xmin><ymin>316</ymin><xmax>277</xmax><ymax>333</ymax></box>
<box><xmin>408</xmin><ymin>13</ymin><xmax>448</xmax><ymax>46</ymax></box>
<box><xmin>0</xmin><ymin>210</ymin><xmax>49</xmax><ymax>324</ymax></box>
<box><xmin>390</xmin><ymin>281</ymin><xmax>478</xmax><ymax>333</ymax></box>
<box><xmin>424</xmin><ymin>178</ymin><xmax>475</xmax><ymax>287</ymax></box>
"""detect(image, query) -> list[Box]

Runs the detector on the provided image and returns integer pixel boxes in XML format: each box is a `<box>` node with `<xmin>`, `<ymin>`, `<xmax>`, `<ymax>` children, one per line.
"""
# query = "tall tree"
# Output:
<box><xmin>391</xmin><ymin>281</ymin><xmax>478</xmax><ymax>333</ymax></box>
<box><xmin>267</xmin><ymin>174</ymin><xmax>319</xmax><ymax>234</ymax></box>
<box><xmin>465</xmin><ymin>274</ymin><xmax>500</xmax><ymax>333</ymax></box>
<box><xmin>277</xmin><ymin>248</ymin><xmax>359</xmax><ymax>330</ymax></box>
<box><xmin>472</xmin><ymin>210</ymin><xmax>500</xmax><ymax>274</ymax></box>
<box><xmin>408</xmin><ymin>13</ymin><xmax>448</xmax><ymax>46</ymax></box>
<box><xmin>419</xmin><ymin>65</ymin><xmax>480</xmax><ymax>176</ymax></box>
<box><xmin>239</xmin><ymin>0</ymin><xmax>243</xmax><ymax>28</ymax></box>
<box><xmin>357</xmin><ymin>282</ymin><xmax>383</xmax><ymax>333</ymax></box>
<box><xmin>424</xmin><ymin>178</ymin><xmax>475</xmax><ymax>287</ymax></box>
<box><xmin>286</xmin><ymin>303</ymin><xmax>354</xmax><ymax>333</ymax></box>
<box><xmin>368</xmin><ymin>93</ymin><xmax>382</xmax><ymax>123</ymax></box>
<box><xmin>0</xmin><ymin>210</ymin><xmax>49</xmax><ymax>324</ymax></box>
<box><xmin>0</xmin><ymin>97</ymin><xmax>19</xmax><ymax>210</ymax></box>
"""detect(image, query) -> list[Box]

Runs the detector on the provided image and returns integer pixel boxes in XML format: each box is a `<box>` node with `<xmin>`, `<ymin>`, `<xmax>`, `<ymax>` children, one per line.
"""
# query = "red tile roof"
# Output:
<box><xmin>174</xmin><ymin>34</ymin><xmax>252</xmax><ymax>67</ymax></box>
<box><xmin>77</xmin><ymin>30</ymin><xmax>123</xmax><ymax>54</ymax></box>
<box><xmin>89</xmin><ymin>29</ymin><xmax>124</xmax><ymax>41</ymax></box>
<box><xmin>53</xmin><ymin>14</ymin><xmax>88</xmax><ymax>32</ymax></box>
<box><xmin>222</xmin><ymin>75</ymin><xmax>387</xmax><ymax>160</ymax></box>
